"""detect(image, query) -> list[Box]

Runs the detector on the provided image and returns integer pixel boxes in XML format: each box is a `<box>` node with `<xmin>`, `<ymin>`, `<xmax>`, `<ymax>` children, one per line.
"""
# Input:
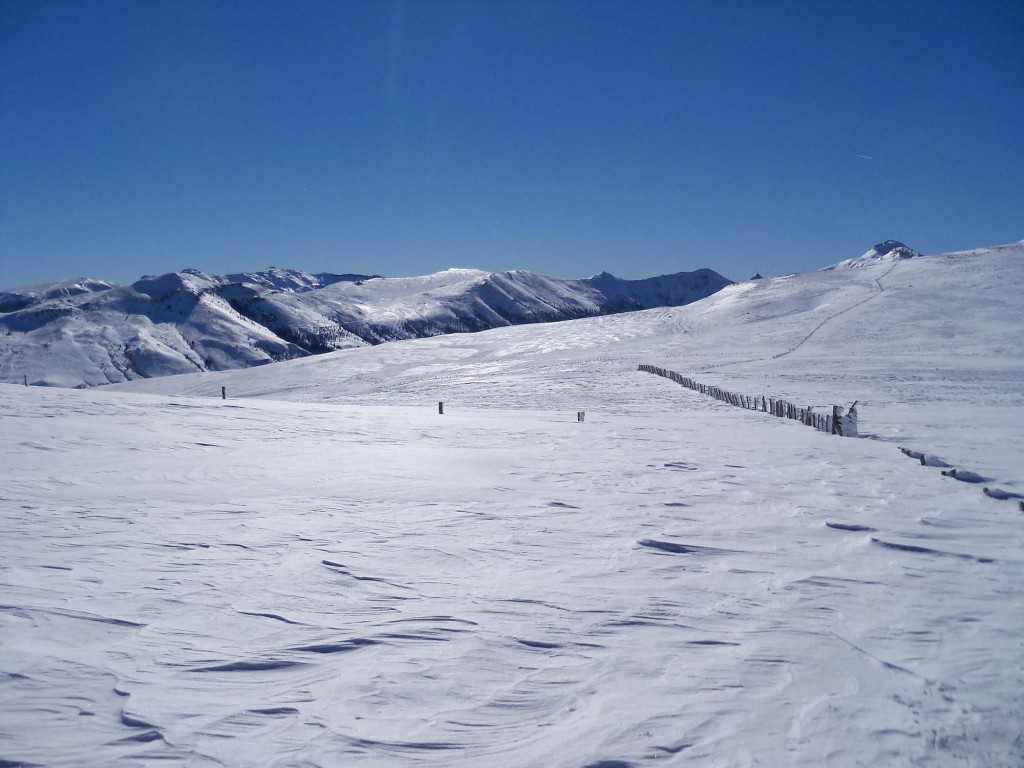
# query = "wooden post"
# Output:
<box><xmin>221</xmin><ymin>386</ymin><xmax>226</xmax><ymax>400</ymax></box>
<box><xmin>832</xmin><ymin>405</ymin><xmax>843</xmax><ymax>436</ymax></box>
<box><xmin>23</xmin><ymin>375</ymin><xmax>28</xmax><ymax>387</ymax></box>
<box><xmin>439</xmin><ymin>401</ymin><xmax>444</xmax><ymax>415</ymax></box>
<box><xmin>578</xmin><ymin>411</ymin><xmax>585</xmax><ymax>422</ymax></box>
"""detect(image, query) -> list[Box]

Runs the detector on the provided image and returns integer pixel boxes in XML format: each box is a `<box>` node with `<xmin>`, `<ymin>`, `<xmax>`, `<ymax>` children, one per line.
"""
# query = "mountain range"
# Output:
<box><xmin>0</xmin><ymin>265</ymin><xmax>731</xmax><ymax>388</ymax></box>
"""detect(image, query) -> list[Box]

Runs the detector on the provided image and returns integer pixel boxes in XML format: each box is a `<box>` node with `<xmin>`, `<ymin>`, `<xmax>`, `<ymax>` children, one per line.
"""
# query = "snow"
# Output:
<box><xmin>0</xmin><ymin>266</ymin><xmax>730</xmax><ymax>388</ymax></box>
<box><xmin>0</xmin><ymin>277</ymin><xmax>115</xmax><ymax>313</ymax></box>
<box><xmin>1</xmin><ymin>240</ymin><xmax>1023</xmax><ymax>766</ymax></box>
<box><xmin>823</xmin><ymin>240</ymin><xmax>924</xmax><ymax>270</ymax></box>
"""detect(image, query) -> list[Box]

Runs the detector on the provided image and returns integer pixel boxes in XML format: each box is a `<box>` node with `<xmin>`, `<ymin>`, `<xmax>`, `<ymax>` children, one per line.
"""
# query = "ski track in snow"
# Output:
<box><xmin>3</xmin><ymin>246</ymin><xmax>1024</xmax><ymax>766</ymax></box>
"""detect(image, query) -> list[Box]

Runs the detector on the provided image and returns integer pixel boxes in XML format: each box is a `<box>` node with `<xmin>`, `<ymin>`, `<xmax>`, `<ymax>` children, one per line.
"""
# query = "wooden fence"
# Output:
<box><xmin>638</xmin><ymin>364</ymin><xmax>856</xmax><ymax>437</ymax></box>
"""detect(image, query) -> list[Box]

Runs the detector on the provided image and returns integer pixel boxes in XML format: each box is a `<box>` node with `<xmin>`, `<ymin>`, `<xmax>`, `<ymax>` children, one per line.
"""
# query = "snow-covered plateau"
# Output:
<box><xmin>2</xmin><ymin>240</ymin><xmax>1022</xmax><ymax>767</ymax></box>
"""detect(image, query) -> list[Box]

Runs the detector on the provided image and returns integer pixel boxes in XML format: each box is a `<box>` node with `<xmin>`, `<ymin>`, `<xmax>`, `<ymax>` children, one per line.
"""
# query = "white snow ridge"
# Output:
<box><xmin>1</xmin><ymin>240</ymin><xmax>1023</xmax><ymax>767</ymax></box>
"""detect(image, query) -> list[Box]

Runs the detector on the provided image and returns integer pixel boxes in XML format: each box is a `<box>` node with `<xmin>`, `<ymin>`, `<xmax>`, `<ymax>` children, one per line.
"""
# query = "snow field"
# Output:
<box><xmin>1</xmin><ymin>379</ymin><xmax>1022</xmax><ymax>767</ymax></box>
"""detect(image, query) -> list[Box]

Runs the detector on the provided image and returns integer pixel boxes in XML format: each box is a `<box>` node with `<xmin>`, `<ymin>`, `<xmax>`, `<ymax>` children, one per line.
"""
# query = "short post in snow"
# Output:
<box><xmin>23</xmin><ymin>375</ymin><xmax>28</xmax><ymax>387</ymax></box>
<box><xmin>832</xmin><ymin>405</ymin><xmax>843</xmax><ymax>436</ymax></box>
<box><xmin>844</xmin><ymin>401</ymin><xmax>859</xmax><ymax>437</ymax></box>
<box><xmin>221</xmin><ymin>386</ymin><xmax>227</xmax><ymax>400</ymax></box>
<box><xmin>438</xmin><ymin>401</ymin><xmax>444</xmax><ymax>415</ymax></box>
<box><xmin>577</xmin><ymin>411</ymin><xmax>585</xmax><ymax>423</ymax></box>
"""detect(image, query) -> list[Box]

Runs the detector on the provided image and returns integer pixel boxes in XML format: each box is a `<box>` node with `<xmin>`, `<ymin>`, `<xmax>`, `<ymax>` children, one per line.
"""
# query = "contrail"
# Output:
<box><xmin>855</xmin><ymin>154</ymin><xmax>874</xmax><ymax>161</ymax></box>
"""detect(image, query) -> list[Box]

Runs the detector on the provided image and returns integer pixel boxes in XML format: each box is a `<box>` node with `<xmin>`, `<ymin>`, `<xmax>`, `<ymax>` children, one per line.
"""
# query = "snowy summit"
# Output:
<box><xmin>823</xmin><ymin>239</ymin><xmax>923</xmax><ymax>270</ymax></box>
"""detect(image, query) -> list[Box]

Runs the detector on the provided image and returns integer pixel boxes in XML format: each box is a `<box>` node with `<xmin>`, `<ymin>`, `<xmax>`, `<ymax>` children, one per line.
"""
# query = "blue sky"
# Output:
<box><xmin>1</xmin><ymin>0</ymin><xmax>1021</xmax><ymax>289</ymax></box>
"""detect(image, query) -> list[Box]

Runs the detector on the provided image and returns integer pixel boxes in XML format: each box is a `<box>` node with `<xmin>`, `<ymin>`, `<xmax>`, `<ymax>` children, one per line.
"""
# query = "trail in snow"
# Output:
<box><xmin>770</xmin><ymin>259</ymin><xmax>904</xmax><ymax>361</ymax></box>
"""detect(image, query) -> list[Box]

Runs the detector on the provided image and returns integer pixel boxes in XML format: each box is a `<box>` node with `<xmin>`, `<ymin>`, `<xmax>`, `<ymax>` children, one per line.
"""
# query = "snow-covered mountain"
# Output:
<box><xmin>823</xmin><ymin>239</ymin><xmax>923</xmax><ymax>269</ymax></box>
<box><xmin>0</xmin><ymin>266</ymin><xmax>731</xmax><ymax>388</ymax></box>
<box><xmin>0</xmin><ymin>276</ymin><xmax>116</xmax><ymax>312</ymax></box>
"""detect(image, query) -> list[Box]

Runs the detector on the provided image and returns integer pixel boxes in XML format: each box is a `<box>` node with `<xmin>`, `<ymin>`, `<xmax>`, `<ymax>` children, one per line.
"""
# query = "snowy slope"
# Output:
<box><xmin>113</xmin><ymin>240</ymin><xmax>1024</xmax><ymax>484</ymax></box>
<box><xmin>0</xmin><ymin>266</ymin><xmax>731</xmax><ymax>387</ymax></box>
<box><xmin>0</xmin><ymin>276</ymin><xmax>115</xmax><ymax>312</ymax></box>
<box><xmin>2</xmin><ymin>240</ymin><xmax>1022</xmax><ymax>767</ymax></box>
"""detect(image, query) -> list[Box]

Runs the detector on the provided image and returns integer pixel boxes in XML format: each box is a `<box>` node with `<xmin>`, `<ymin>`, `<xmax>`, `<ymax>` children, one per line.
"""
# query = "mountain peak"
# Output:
<box><xmin>860</xmin><ymin>240</ymin><xmax>921</xmax><ymax>261</ymax></box>
<box><xmin>823</xmin><ymin>240</ymin><xmax>924</xmax><ymax>270</ymax></box>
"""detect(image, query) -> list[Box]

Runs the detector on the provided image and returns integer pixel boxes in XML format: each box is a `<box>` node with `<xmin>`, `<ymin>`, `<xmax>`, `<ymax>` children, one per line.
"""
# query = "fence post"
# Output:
<box><xmin>221</xmin><ymin>386</ymin><xmax>226</xmax><ymax>400</ymax></box>
<box><xmin>844</xmin><ymin>402</ymin><xmax>859</xmax><ymax>438</ymax></box>
<box><xmin>439</xmin><ymin>401</ymin><xmax>444</xmax><ymax>415</ymax></box>
<box><xmin>578</xmin><ymin>411</ymin><xmax>585</xmax><ymax>422</ymax></box>
<box><xmin>832</xmin><ymin>405</ymin><xmax>843</xmax><ymax>436</ymax></box>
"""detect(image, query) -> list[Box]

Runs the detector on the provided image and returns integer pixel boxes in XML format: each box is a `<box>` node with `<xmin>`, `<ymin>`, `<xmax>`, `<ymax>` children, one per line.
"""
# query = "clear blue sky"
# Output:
<box><xmin>1</xmin><ymin>0</ymin><xmax>1021</xmax><ymax>289</ymax></box>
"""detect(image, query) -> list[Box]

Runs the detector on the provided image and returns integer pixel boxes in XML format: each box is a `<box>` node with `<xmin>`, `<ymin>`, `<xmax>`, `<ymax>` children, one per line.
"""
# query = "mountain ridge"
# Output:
<box><xmin>0</xmin><ymin>265</ymin><xmax>732</xmax><ymax>388</ymax></box>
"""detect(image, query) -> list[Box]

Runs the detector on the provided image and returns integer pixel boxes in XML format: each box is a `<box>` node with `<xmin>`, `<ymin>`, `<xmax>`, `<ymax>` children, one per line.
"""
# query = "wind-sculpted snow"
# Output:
<box><xmin>0</xmin><ymin>266</ymin><xmax>731</xmax><ymax>388</ymax></box>
<box><xmin>2</xmin><ymin>383</ymin><xmax>1022</xmax><ymax>767</ymax></box>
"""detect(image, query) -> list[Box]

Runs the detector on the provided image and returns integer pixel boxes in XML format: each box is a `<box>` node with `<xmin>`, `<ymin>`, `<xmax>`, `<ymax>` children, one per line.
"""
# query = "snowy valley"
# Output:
<box><xmin>1</xmin><ymin>240</ymin><xmax>1023</xmax><ymax>767</ymax></box>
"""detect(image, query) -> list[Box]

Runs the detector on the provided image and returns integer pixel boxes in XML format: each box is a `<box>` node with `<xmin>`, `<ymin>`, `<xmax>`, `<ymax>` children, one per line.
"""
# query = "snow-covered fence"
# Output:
<box><xmin>638</xmin><ymin>364</ymin><xmax>858</xmax><ymax>437</ymax></box>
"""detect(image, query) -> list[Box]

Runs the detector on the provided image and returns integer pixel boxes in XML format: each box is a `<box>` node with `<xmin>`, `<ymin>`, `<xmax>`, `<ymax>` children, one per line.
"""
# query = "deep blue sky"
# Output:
<box><xmin>1</xmin><ymin>0</ymin><xmax>1021</xmax><ymax>289</ymax></box>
